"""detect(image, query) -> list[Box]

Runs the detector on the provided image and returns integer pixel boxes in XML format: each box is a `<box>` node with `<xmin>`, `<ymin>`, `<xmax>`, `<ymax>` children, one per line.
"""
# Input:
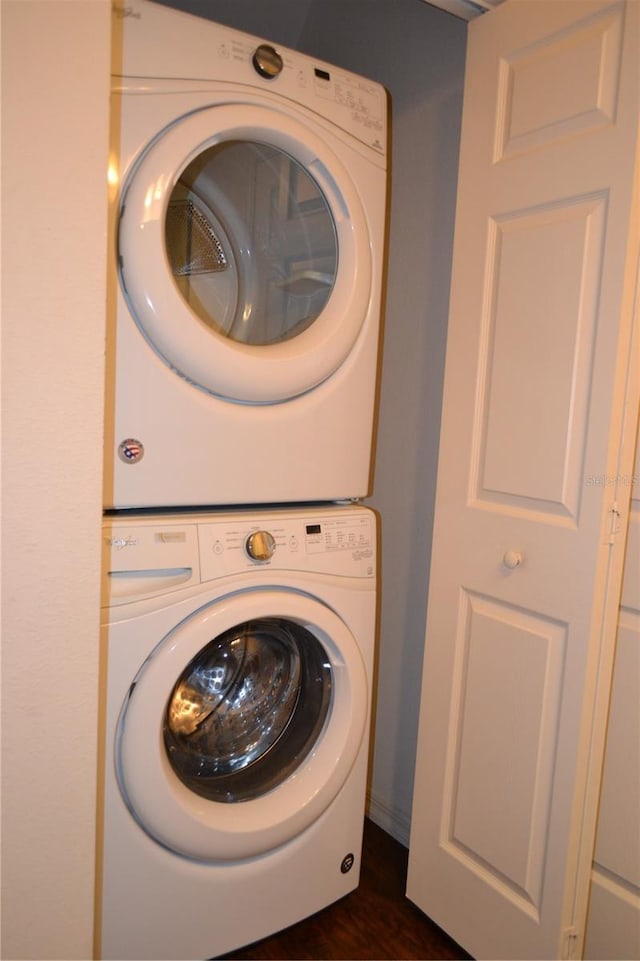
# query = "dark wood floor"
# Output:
<box><xmin>221</xmin><ymin>819</ymin><xmax>473</xmax><ymax>960</ymax></box>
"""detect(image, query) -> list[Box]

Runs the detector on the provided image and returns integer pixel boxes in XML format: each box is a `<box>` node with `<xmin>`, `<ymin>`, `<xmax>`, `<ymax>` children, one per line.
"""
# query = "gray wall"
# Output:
<box><xmin>157</xmin><ymin>0</ymin><xmax>467</xmax><ymax>844</ymax></box>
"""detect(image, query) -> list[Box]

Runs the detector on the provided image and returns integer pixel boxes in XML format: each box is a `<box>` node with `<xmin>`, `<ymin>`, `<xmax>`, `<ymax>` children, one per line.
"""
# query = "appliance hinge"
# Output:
<box><xmin>562</xmin><ymin>926</ymin><xmax>579</xmax><ymax>960</ymax></box>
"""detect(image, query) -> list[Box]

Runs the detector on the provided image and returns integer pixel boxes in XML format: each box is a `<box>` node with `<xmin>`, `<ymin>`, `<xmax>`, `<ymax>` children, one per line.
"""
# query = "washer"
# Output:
<box><xmin>98</xmin><ymin>504</ymin><xmax>376</xmax><ymax>960</ymax></box>
<box><xmin>104</xmin><ymin>0</ymin><xmax>388</xmax><ymax>509</ymax></box>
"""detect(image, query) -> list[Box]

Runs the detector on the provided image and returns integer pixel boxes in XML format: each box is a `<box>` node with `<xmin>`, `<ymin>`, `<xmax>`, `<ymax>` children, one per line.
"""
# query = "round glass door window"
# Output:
<box><xmin>118</xmin><ymin>104</ymin><xmax>372</xmax><ymax>402</ymax></box>
<box><xmin>163</xmin><ymin>617</ymin><xmax>332</xmax><ymax>803</ymax></box>
<box><xmin>165</xmin><ymin>141</ymin><xmax>338</xmax><ymax>347</ymax></box>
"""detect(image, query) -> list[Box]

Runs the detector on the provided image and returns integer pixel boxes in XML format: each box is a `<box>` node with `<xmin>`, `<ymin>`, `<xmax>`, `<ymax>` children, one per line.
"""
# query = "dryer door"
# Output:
<box><xmin>116</xmin><ymin>588</ymin><xmax>368</xmax><ymax>861</ymax></box>
<box><xmin>118</xmin><ymin>104</ymin><xmax>372</xmax><ymax>403</ymax></box>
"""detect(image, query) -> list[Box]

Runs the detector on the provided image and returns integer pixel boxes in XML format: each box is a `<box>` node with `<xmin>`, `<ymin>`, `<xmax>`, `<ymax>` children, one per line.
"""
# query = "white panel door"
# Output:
<box><xmin>406</xmin><ymin>2</ymin><xmax>639</xmax><ymax>959</ymax></box>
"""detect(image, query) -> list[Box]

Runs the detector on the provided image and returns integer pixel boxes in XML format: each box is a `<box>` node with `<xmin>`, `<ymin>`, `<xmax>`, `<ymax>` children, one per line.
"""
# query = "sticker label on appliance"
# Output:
<box><xmin>118</xmin><ymin>438</ymin><xmax>144</xmax><ymax>464</ymax></box>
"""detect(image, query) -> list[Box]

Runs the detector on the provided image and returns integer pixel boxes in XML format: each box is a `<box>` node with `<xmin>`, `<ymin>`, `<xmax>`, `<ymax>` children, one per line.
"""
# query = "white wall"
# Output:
<box><xmin>1</xmin><ymin>2</ymin><xmax>111</xmax><ymax>958</ymax></box>
<box><xmin>159</xmin><ymin>0</ymin><xmax>467</xmax><ymax>844</ymax></box>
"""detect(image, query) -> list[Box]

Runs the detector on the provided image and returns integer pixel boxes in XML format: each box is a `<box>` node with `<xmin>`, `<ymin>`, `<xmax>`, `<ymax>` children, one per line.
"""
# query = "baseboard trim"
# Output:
<box><xmin>366</xmin><ymin>792</ymin><xmax>411</xmax><ymax>848</ymax></box>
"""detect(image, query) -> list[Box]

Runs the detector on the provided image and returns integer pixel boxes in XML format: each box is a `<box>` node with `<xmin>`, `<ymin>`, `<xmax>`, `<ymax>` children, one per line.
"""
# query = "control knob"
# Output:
<box><xmin>252</xmin><ymin>44</ymin><xmax>283</xmax><ymax>79</ymax></box>
<box><xmin>245</xmin><ymin>530</ymin><xmax>276</xmax><ymax>561</ymax></box>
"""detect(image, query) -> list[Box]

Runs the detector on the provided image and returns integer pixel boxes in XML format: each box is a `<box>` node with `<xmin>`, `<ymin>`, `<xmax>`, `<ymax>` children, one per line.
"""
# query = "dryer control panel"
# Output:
<box><xmin>114</xmin><ymin>0</ymin><xmax>388</xmax><ymax>158</ymax></box>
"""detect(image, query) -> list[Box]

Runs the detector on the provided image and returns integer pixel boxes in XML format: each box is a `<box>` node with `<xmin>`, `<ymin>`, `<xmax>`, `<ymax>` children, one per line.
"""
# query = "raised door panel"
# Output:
<box><xmin>445</xmin><ymin>593</ymin><xmax>566</xmax><ymax>914</ymax></box>
<box><xmin>477</xmin><ymin>195</ymin><xmax>605</xmax><ymax>519</ymax></box>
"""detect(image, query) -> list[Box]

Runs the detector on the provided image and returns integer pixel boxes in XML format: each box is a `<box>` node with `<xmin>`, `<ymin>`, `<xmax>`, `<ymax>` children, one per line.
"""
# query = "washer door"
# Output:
<box><xmin>119</xmin><ymin>103</ymin><xmax>372</xmax><ymax>403</ymax></box>
<box><xmin>116</xmin><ymin>589</ymin><xmax>368</xmax><ymax>861</ymax></box>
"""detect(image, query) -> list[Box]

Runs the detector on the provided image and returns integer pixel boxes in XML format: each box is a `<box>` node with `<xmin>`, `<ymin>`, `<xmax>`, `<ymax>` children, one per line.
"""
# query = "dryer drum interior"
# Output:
<box><xmin>163</xmin><ymin>617</ymin><xmax>332</xmax><ymax>803</ymax></box>
<box><xmin>163</xmin><ymin>140</ymin><xmax>338</xmax><ymax>348</ymax></box>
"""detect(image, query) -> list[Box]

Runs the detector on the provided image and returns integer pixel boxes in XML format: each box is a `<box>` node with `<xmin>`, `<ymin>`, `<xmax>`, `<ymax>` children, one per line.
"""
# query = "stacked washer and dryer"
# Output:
<box><xmin>100</xmin><ymin>2</ymin><xmax>388</xmax><ymax>958</ymax></box>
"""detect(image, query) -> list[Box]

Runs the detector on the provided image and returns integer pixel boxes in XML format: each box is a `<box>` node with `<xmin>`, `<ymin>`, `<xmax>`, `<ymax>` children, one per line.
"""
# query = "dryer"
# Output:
<box><xmin>104</xmin><ymin>0</ymin><xmax>388</xmax><ymax>509</ymax></box>
<box><xmin>98</xmin><ymin>504</ymin><xmax>376</xmax><ymax>960</ymax></box>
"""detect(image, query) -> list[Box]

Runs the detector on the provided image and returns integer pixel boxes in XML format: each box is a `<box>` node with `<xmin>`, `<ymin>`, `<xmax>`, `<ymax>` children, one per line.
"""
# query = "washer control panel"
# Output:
<box><xmin>103</xmin><ymin>507</ymin><xmax>375</xmax><ymax>609</ymax></box>
<box><xmin>198</xmin><ymin>509</ymin><xmax>375</xmax><ymax>580</ymax></box>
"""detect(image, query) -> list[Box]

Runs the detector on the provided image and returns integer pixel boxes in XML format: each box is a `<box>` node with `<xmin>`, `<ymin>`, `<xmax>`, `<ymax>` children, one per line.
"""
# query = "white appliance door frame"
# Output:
<box><xmin>119</xmin><ymin>103</ymin><xmax>372</xmax><ymax>403</ymax></box>
<box><xmin>117</xmin><ymin>588</ymin><xmax>368</xmax><ymax>861</ymax></box>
